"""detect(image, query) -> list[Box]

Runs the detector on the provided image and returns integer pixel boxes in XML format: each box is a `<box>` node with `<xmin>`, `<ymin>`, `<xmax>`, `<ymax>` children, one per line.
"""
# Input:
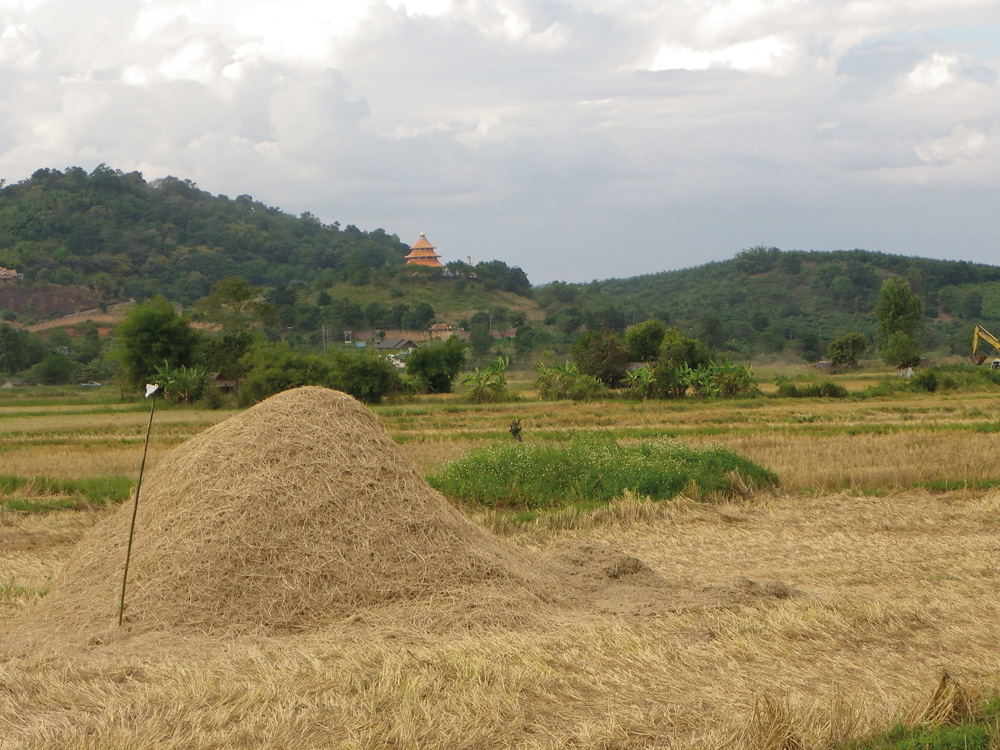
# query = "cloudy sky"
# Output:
<box><xmin>1</xmin><ymin>0</ymin><xmax>999</xmax><ymax>283</ymax></box>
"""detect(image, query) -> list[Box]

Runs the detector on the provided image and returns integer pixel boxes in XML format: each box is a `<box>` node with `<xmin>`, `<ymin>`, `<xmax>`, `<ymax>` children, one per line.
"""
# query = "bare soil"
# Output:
<box><xmin>0</xmin><ymin>283</ymin><xmax>128</xmax><ymax>326</ymax></box>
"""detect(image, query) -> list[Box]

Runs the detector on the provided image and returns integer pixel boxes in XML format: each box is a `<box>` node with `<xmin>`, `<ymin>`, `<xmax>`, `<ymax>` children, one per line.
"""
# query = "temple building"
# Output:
<box><xmin>404</xmin><ymin>233</ymin><xmax>444</xmax><ymax>267</ymax></box>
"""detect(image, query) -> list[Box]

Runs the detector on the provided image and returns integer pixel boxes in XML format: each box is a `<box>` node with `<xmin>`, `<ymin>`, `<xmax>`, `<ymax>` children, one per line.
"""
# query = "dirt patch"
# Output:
<box><xmin>0</xmin><ymin>284</ymin><xmax>128</xmax><ymax>326</ymax></box>
<box><xmin>541</xmin><ymin>540</ymin><xmax>675</xmax><ymax>616</ymax></box>
<box><xmin>697</xmin><ymin>575</ymin><xmax>795</xmax><ymax>607</ymax></box>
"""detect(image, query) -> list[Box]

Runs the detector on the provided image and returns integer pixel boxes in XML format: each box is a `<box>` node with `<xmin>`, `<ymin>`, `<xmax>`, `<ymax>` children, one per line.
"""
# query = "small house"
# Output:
<box><xmin>376</xmin><ymin>338</ymin><xmax>417</xmax><ymax>351</ymax></box>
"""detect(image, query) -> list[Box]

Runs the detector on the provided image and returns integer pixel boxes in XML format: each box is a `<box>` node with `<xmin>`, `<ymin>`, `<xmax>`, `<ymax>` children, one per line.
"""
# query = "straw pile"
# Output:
<box><xmin>20</xmin><ymin>387</ymin><xmax>551</xmax><ymax>639</ymax></box>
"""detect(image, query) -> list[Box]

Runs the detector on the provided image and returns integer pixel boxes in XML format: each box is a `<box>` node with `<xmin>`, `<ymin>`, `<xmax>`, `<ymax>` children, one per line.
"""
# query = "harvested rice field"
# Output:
<box><xmin>2</xmin><ymin>385</ymin><xmax>1000</xmax><ymax>748</ymax></box>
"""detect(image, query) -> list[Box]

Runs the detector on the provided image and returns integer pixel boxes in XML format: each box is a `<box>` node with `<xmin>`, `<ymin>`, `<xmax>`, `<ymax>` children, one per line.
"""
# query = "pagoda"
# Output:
<box><xmin>404</xmin><ymin>233</ymin><xmax>444</xmax><ymax>267</ymax></box>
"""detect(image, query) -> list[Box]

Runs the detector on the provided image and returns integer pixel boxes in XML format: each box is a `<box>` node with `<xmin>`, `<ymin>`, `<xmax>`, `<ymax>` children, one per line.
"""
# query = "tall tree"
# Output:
<box><xmin>695</xmin><ymin>313</ymin><xmax>726</xmax><ymax>350</ymax></box>
<box><xmin>827</xmin><ymin>332</ymin><xmax>868</xmax><ymax>368</ymax></box>
<box><xmin>0</xmin><ymin>323</ymin><xmax>45</xmax><ymax>374</ymax></box>
<box><xmin>572</xmin><ymin>329</ymin><xmax>629</xmax><ymax>387</ymax></box>
<box><xmin>875</xmin><ymin>277</ymin><xmax>924</xmax><ymax>368</ymax></box>
<box><xmin>625</xmin><ymin>319</ymin><xmax>667</xmax><ymax>362</ymax></box>
<box><xmin>469</xmin><ymin>322</ymin><xmax>493</xmax><ymax>360</ymax></box>
<box><xmin>114</xmin><ymin>296</ymin><xmax>199</xmax><ymax>389</ymax></box>
<box><xmin>961</xmin><ymin>290</ymin><xmax>983</xmax><ymax>319</ymax></box>
<box><xmin>196</xmin><ymin>276</ymin><xmax>274</xmax><ymax>332</ymax></box>
<box><xmin>652</xmin><ymin>328</ymin><xmax>712</xmax><ymax>398</ymax></box>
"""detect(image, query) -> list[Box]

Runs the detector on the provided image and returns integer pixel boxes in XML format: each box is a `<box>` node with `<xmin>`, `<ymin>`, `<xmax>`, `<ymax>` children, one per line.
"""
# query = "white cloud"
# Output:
<box><xmin>0</xmin><ymin>20</ymin><xmax>39</xmax><ymax>69</ymax></box>
<box><xmin>1</xmin><ymin>0</ymin><xmax>1000</xmax><ymax>281</ymax></box>
<box><xmin>915</xmin><ymin>124</ymin><xmax>989</xmax><ymax>163</ymax></box>
<box><xmin>650</xmin><ymin>35</ymin><xmax>798</xmax><ymax>73</ymax></box>
<box><xmin>387</xmin><ymin>0</ymin><xmax>452</xmax><ymax>16</ymax></box>
<box><xmin>903</xmin><ymin>52</ymin><xmax>963</xmax><ymax>92</ymax></box>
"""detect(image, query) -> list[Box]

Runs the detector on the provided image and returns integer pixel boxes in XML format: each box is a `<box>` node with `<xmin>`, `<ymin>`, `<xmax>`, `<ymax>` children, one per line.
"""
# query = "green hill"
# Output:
<box><xmin>4</xmin><ymin>166</ymin><xmax>1000</xmax><ymax>364</ymax></box>
<box><xmin>0</xmin><ymin>165</ymin><xmax>409</xmax><ymax>305</ymax></box>
<box><xmin>536</xmin><ymin>246</ymin><xmax>1000</xmax><ymax>360</ymax></box>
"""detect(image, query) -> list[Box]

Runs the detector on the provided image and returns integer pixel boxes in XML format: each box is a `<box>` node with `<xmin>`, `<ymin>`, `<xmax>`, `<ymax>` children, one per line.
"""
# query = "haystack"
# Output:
<box><xmin>19</xmin><ymin>387</ymin><xmax>550</xmax><ymax>639</ymax></box>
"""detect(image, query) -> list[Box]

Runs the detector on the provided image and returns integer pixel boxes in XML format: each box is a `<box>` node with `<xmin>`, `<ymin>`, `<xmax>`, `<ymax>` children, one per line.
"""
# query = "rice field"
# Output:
<box><xmin>2</xmin><ymin>382</ymin><xmax>1000</xmax><ymax>748</ymax></box>
<box><xmin>5</xmin><ymin>385</ymin><xmax>1000</xmax><ymax>492</ymax></box>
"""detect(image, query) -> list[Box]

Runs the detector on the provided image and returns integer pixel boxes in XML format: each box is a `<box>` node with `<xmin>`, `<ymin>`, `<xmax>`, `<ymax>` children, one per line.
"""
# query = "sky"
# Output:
<box><xmin>1</xmin><ymin>1</ymin><xmax>999</xmax><ymax>284</ymax></box>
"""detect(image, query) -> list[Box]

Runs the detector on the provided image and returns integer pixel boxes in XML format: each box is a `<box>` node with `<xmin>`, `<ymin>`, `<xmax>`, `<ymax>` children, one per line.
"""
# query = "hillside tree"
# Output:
<box><xmin>195</xmin><ymin>276</ymin><xmax>275</xmax><ymax>332</ymax></box>
<box><xmin>875</xmin><ymin>277</ymin><xmax>924</xmax><ymax>368</ymax></box>
<box><xmin>469</xmin><ymin>322</ymin><xmax>493</xmax><ymax>360</ymax></box>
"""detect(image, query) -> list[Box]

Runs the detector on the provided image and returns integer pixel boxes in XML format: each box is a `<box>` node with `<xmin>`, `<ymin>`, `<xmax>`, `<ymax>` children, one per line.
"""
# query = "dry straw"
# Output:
<box><xmin>16</xmin><ymin>387</ymin><xmax>556</xmax><ymax>641</ymax></box>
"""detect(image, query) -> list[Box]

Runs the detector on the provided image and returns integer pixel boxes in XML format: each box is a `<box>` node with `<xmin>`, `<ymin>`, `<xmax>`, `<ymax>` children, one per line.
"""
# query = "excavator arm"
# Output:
<box><xmin>972</xmin><ymin>324</ymin><xmax>1000</xmax><ymax>367</ymax></box>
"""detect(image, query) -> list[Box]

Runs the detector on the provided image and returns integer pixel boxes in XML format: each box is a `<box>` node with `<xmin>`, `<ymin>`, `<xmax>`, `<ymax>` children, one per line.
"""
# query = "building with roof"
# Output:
<box><xmin>404</xmin><ymin>234</ymin><xmax>444</xmax><ymax>268</ymax></box>
<box><xmin>376</xmin><ymin>338</ymin><xmax>417</xmax><ymax>351</ymax></box>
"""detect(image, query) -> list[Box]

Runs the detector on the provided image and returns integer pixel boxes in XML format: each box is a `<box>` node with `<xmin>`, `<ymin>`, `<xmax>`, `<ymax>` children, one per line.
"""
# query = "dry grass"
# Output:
<box><xmin>6</xmin><ymin>390</ymin><xmax>1000</xmax><ymax>490</ymax></box>
<box><xmin>3</xmin><ymin>388</ymin><xmax>1000</xmax><ymax>748</ymax></box>
<box><xmin>10</xmin><ymin>387</ymin><xmax>552</xmax><ymax>641</ymax></box>
<box><xmin>0</xmin><ymin>445</ymin><xmax>177</xmax><ymax>480</ymax></box>
<box><xmin>0</xmin><ymin>508</ymin><xmax>104</xmax><ymax>621</ymax></box>
<box><xmin>686</xmin><ymin>430</ymin><xmax>1000</xmax><ymax>492</ymax></box>
<box><xmin>378</xmin><ymin>391</ymin><xmax>1000</xmax><ymax>441</ymax></box>
<box><xmin>0</xmin><ymin>406</ymin><xmax>231</xmax><ymax>479</ymax></box>
<box><xmin>3</xmin><ymin>488</ymin><xmax>1000</xmax><ymax>748</ymax></box>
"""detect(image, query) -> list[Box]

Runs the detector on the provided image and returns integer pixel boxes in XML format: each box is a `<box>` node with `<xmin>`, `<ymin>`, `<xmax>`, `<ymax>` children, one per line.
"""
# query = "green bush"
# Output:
<box><xmin>329</xmin><ymin>351</ymin><xmax>401</xmax><ymax>404</ymax></box>
<box><xmin>153</xmin><ymin>362</ymin><xmax>209</xmax><ymax>404</ymax></box>
<box><xmin>817</xmin><ymin>380</ymin><xmax>848</xmax><ymax>398</ymax></box>
<box><xmin>427</xmin><ymin>435</ymin><xmax>779</xmax><ymax>510</ymax></box>
<box><xmin>684</xmin><ymin>360</ymin><xmax>759</xmax><ymax>397</ymax></box>
<box><xmin>534</xmin><ymin>362</ymin><xmax>607</xmax><ymax>401</ymax></box>
<box><xmin>239</xmin><ymin>344</ymin><xmax>333</xmax><ymax>405</ymax></box>
<box><xmin>196</xmin><ymin>386</ymin><xmax>225</xmax><ymax>410</ymax></box>
<box><xmin>911</xmin><ymin>369</ymin><xmax>938</xmax><ymax>392</ymax></box>
<box><xmin>405</xmin><ymin>336</ymin><xmax>467</xmax><ymax>393</ymax></box>
<box><xmin>462</xmin><ymin>355</ymin><xmax>514</xmax><ymax>403</ymax></box>
<box><xmin>572</xmin><ymin>329</ymin><xmax>629</xmax><ymax>386</ymax></box>
<box><xmin>773</xmin><ymin>379</ymin><xmax>847</xmax><ymax>398</ymax></box>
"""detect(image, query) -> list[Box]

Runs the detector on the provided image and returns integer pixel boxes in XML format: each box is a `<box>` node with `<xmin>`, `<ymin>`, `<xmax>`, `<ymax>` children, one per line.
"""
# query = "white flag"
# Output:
<box><xmin>145</xmin><ymin>384</ymin><xmax>160</xmax><ymax>398</ymax></box>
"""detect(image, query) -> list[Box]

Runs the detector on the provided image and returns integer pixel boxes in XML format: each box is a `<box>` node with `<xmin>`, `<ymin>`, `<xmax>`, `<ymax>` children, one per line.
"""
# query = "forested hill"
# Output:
<box><xmin>4</xmin><ymin>166</ymin><xmax>1000</xmax><ymax>362</ymax></box>
<box><xmin>534</xmin><ymin>246</ymin><xmax>1000</xmax><ymax>358</ymax></box>
<box><xmin>0</xmin><ymin>165</ymin><xmax>409</xmax><ymax>304</ymax></box>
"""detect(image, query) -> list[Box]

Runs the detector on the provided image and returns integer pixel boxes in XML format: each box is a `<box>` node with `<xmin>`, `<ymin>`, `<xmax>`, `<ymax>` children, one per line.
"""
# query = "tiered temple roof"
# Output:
<box><xmin>404</xmin><ymin>234</ymin><xmax>443</xmax><ymax>267</ymax></box>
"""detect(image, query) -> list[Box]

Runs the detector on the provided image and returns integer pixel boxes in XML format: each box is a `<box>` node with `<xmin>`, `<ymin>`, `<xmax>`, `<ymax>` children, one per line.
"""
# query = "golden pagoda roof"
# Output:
<box><xmin>404</xmin><ymin>233</ymin><xmax>443</xmax><ymax>267</ymax></box>
<box><xmin>409</xmin><ymin>232</ymin><xmax>436</xmax><ymax>251</ymax></box>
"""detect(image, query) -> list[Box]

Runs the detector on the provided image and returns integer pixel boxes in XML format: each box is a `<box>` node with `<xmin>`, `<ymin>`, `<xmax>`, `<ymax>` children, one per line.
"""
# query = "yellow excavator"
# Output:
<box><xmin>971</xmin><ymin>324</ymin><xmax>1000</xmax><ymax>369</ymax></box>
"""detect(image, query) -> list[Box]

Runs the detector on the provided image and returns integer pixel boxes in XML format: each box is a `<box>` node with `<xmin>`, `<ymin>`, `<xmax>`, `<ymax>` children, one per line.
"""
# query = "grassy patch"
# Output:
<box><xmin>427</xmin><ymin>435</ymin><xmax>778</xmax><ymax>510</ymax></box>
<box><xmin>839</xmin><ymin>679</ymin><xmax>1000</xmax><ymax>750</ymax></box>
<box><xmin>842</xmin><ymin>722</ymin><xmax>992</xmax><ymax>750</ymax></box>
<box><xmin>0</xmin><ymin>581</ymin><xmax>48</xmax><ymax>603</ymax></box>
<box><xmin>919</xmin><ymin>478</ymin><xmax>1000</xmax><ymax>492</ymax></box>
<box><xmin>0</xmin><ymin>474</ymin><xmax>133</xmax><ymax>512</ymax></box>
